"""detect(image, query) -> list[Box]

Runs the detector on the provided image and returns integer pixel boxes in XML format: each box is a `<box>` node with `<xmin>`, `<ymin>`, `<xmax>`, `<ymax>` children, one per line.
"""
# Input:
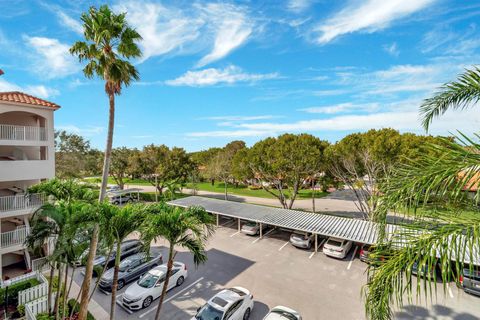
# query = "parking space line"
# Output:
<box><xmin>116</xmin><ymin>299</ymin><xmax>133</xmax><ymax>314</ymax></box>
<box><xmin>447</xmin><ymin>284</ymin><xmax>454</xmax><ymax>298</ymax></box>
<box><xmin>278</xmin><ymin>241</ymin><xmax>289</xmax><ymax>251</ymax></box>
<box><xmin>308</xmin><ymin>238</ymin><xmax>326</xmax><ymax>259</ymax></box>
<box><xmin>230</xmin><ymin>231</ymin><xmax>240</xmax><ymax>237</ymax></box>
<box><xmin>347</xmin><ymin>246</ymin><xmax>358</xmax><ymax>270</ymax></box>
<box><xmin>252</xmin><ymin>228</ymin><xmax>275</xmax><ymax>244</ymax></box>
<box><xmin>221</xmin><ymin>220</ymin><xmax>236</xmax><ymax>227</ymax></box>
<box><xmin>138</xmin><ymin>277</ymin><xmax>205</xmax><ymax>318</ymax></box>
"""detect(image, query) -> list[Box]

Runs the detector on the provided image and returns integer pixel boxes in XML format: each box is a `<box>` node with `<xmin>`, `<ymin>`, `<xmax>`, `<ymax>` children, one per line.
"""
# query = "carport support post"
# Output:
<box><xmin>260</xmin><ymin>223</ymin><xmax>263</xmax><ymax>239</ymax></box>
<box><xmin>315</xmin><ymin>234</ymin><xmax>318</xmax><ymax>253</ymax></box>
<box><xmin>238</xmin><ymin>218</ymin><xmax>241</xmax><ymax>232</ymax></box>
<box><xmin>216</xmin><ymin>214</ymin><xmax>219</xmax><ymax>227</ymax></box>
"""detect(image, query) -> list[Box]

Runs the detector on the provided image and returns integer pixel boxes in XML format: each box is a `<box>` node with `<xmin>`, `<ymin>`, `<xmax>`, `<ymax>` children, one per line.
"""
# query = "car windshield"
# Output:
<box><xmin>245</xmin><ymin>222</ymin><xmax>256</xmax><ymax>227</ymax></box>
<box><xmin>327</xmin><ymin>239</ymin><xmax>343</xmax><ymax>247</ymax></box>
<box><xmin>138</xmin><ymin>272</ymin><xmax>159</xmax><ymax>288</ymax></box>
<box><xmin>292</xmin><ymin>233</ymin><xmax>308</xmax><ymax>240</ymax></box>
<box><xmin>269</xmin><ymin>310</ymin><xmax>298</xmax><ymax>320</ymax></box>
<box><xmin>195</xmin><ymin>303</ymin><xmax>224</xmax><ymax>320</ymax></box>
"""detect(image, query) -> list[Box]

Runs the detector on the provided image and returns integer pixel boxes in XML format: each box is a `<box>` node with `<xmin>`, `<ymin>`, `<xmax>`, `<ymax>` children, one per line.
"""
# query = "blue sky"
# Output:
<box><xmin>1</xmin><ymin>0</ymin><xmax>480</xmax><ymax>151</ymax></box>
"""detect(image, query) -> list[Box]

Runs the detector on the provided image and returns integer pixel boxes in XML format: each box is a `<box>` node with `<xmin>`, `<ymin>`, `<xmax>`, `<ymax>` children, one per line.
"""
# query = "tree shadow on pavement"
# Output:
<box><xmin>395</xmin><ymin>304</ymin><xmax>479</xmax><ymax>320</ymax></box>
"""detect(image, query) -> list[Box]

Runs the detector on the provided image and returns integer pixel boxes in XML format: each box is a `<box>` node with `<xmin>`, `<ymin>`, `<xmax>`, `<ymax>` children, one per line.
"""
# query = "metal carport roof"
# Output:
<box><xmin>168</xmin><ymin>196</ymin><xmax>382</xmax><ymax>245</ymax></box>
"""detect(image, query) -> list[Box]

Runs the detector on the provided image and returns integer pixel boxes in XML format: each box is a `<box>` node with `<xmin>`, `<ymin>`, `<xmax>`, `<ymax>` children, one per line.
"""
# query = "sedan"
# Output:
<box><xmin>191</xmin><ymin>287</ymin><xmax>254</xmax><ymax>320</ymax></box>
<box><xmin>322</xmin><ymin>237</ymin><xmax>353</xmax><ymax>259</ymax></box>
<box><xmin>289</xmin><ymin>232</ymin><xmax>314</xmax><ymax>249</ymax></box>
<box><xmin>241</xmin><ymin>222</ymin><xmax>268</xmax><ymax>236</ymax></box>
<box><xmin>99</xmin><ymin>253</ymin><xmax>163</xmax><ymax>291</ymax></box>
<box><xmin>461</xmin><ymin>267</ymin><xmax>480</xmax><ymax>296</ymax></box>
<box><xmin>122</xmin><ymin>261</ymin><xmax>188</xmax><ymax>310</ymax></box>
<box><xmin>263</xmin><ymin>306</ymin><xmax>302</xmax><ymax>320</ymax></box>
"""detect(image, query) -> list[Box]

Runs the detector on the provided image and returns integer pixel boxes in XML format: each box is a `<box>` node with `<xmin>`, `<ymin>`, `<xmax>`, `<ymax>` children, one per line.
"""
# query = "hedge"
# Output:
<box><xmin>0</xmin><ymin>278</ymin><xmax>41</xmax><ymax>306</ymax></box>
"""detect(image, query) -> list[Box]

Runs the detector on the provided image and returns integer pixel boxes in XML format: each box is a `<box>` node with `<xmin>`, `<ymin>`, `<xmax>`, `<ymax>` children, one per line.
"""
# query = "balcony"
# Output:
<box><xmin>0</xmin><ymin>160</ymin><xmax>54</xmax><ymax>182</ymax></box>
<box><xmin>0</xmin><ymin>124</ymin><xmax>47</xmax><ymax>141</ymax></box>
<box><xmin>0</xmin><ymin>193</ymin><xmax>44</xmax><ymax>215</ymax></box>
<box><xmin>0</xmin><ymin>226</ymin><xmax>29</xmax><ymax>249</ymax></box>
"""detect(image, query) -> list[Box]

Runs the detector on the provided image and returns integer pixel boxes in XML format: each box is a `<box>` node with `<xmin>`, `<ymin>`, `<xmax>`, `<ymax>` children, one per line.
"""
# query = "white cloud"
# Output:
<box><xmin>287</xmin><ymin>0</ymin><xmax>312</xmax><ymax>13</ymax></box>
<box><xmin>196</xmin><ymin>3</ymin><xmax>254</xmax><ymax>67</ymax></box>
<box><xmin>300</xmin><ymin>103</ymin><xmax>379</xmax><ymax>114</ymax></box>
<box><xmin>114</xmin><ymin>1</ymin><xmax>203</xmax><ymax>62</ymax></box>
<box><xmin>57</xmin><ymin>11</ymin><xmax>83</xmax><ymax>34</ymax></box>
<box><xmin>383</xmin><ymin>42</ymin><xmax>399</xmax><ymax>56</ymax></box>
<box><xmin>23</xmin><ymin>36</ymin><xmax>79</xmax><ymax>78</ymax></box>
<box><xmin>165</xmin><ymin>65</ymin><xmax>278</xmax><ymax>87</ymax></box>
<box><xmin>56</xmin><ymin>125</ymin><xmax>103</xmax><ymax>136</ymax></box>
<box><xmin>313</xmin><ymin>0</ymin><xmax>435</xmax><ymax>44</ymax></box>
<box><xmin>0</xmin><ymin>78</ymin><xmax>59</xmax><ymax>98</ymax></box>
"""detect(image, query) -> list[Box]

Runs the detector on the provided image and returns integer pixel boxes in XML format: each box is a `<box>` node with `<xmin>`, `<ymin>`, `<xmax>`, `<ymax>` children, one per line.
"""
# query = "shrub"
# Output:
<box><xmin>68</xmin><ymin>299</ymin><xmax>95</xmax><ymax>320</ymax></box>
<box><xmin>0</xmin><ymin>278</ymin><xmax>41</xmax><ymax>306</ymax></box>
<box><xmin>17</xmin><ymin>304</ymin><xmax>25</xmax><ymax>317</ymax></box>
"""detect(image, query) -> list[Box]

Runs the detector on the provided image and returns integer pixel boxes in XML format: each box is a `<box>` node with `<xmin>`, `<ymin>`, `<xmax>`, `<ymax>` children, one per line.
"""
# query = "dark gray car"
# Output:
<box><xmin>99</xmin><ymin>253</ymin><xmax>163</xmax><ymax>291</ymax></box>
<box><xmin>90</xmin><ymin>240</ymin><xmax>143</xmax><ymax>276</ymax></box>
<box><xmin>461</xmin><ymin>267</ymin><xmax>480</xmax><ymax>297</ymax></box>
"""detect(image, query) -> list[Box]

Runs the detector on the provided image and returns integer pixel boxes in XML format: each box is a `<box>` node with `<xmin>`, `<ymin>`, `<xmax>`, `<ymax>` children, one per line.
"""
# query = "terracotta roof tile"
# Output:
<box><xmin>0</xmin><ymin>91</ymin><xmax>60</xmax><ymax>109</ymax></box>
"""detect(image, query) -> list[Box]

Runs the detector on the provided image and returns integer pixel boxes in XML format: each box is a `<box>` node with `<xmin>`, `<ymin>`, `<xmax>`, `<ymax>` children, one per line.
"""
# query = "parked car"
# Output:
<box><xmin>108</xmin><ymin>193</ymin><xmax>134</xmax><ymax>205</ymax></box>
<box><xmin>99</xmin><ymin>253</ymin><xmax>163</xmax><ymax>291</ymax></box>
<box><xmin>289</xmin><ymin>232</ymin><xmax>314</xmax><ymax>249</ymax></box>
<box><xmin>241</xmin><ymin>222</ymin><xmax>268</xmax><ymax>236</ymax></box>
<box><xmin>359</xmin><ymin>244</ymin><xmax>386</xmax><ymax>265</ymax></box>
<box><xmin>411</xmin><ymin>260</ymin><xmax>442</xmax><ymax>280</ymax></box>
<box><xmin>107</xmin><ymin>185</ymin><xmax>121</xmax><ymax>192</ymax></box>
<box><xmin>322</xmin><ymin>237</ymin><xmax>353</xmax><ymax>259</ymax></box>
<box><xmin>191</xmin><ymin>287</ymin><xmax>254</xmax><ymax>320</ymax></box>
<box><xmin>263</xmin><ymin>306</ymin><xmax>302</xmax><ymax>320</ymax></box>
<box><xmin>460</xmin><ymin>267</ymin><xmax>480</xmax><ymax>296</ymax></box>
<box><xmin>122</xmin><ymin>261</ymin><xmax>188</xmax><ymax>310</ymax></box>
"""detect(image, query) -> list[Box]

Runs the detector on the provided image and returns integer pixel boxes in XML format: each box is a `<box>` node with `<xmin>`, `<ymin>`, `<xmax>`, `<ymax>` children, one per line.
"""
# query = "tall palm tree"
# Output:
<box><xmin>70</xmin><ymin>6</ymin><xmax>141</xmax><ymax>319</ymax></box>
<box><xmin>364</xmin><ymin>67</ymin><xmax>480</xmax><ymax>319</ymax></box>
<box><xmin>141</xmin><ymin>203</ymin><xmax>215</xmax><ymax>320</ymax></box>
<box><xmin>420</xmin><ymin>66</ymin><xmax>480</xmax><ymax>130</ymax></box>
<box><xmin>109</xmin><ymin>204</ymin><xmax>145</xmax><ymax>320</ymax></box>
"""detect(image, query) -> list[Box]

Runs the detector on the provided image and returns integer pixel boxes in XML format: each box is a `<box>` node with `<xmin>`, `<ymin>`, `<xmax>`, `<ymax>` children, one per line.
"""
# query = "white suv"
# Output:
<box><xmin>263</xmin><ymin>306</ymin><xmax>302</xmax><ymax>320</ymax></box>
<box><xmin>322</xmin><ymin>237</ymin><xmax>353</xmax><ymax>259</ymax></box>
<box><xmin>192</xmin><ymin>287</ymin><xmax>254</xmax><ymax>320</ymax></box>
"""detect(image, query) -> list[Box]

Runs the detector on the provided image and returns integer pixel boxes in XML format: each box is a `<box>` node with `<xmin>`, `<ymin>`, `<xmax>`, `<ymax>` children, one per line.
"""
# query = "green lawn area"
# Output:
<box><xmin>83</xmin><ymin>176</ymin><xmax>152</xmax><ymax>186</ymax></box>
<box><xmin>187</xmin><ymin>182</ymin><xmax>328</xmax><ymax>199</ymax></box>
<box><xmin>395</xmin><ymin>206</ymin><xmax>479</xmax><ymax>221</ymax></box>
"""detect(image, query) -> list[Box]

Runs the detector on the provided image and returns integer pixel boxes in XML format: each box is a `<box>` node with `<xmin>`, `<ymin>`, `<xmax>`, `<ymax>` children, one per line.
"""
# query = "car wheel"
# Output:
<box><xmin>243</xmin><ymin>307</ymin><xmax>251</xmax><ymax>320</ymax></box>
<box><xmin>117</xmin><ymin>280</ymin><xmax>125</xmax><ymax>290</ymax></box>
<box><xmin>142</xmin><ymin>296</ymin><xmax>153</xmax><ymax>308</ymax></box>
<box><xmin>176</xmin><ymin>276</ymin><xmax>185</xmax><ymax>286</ymax></box>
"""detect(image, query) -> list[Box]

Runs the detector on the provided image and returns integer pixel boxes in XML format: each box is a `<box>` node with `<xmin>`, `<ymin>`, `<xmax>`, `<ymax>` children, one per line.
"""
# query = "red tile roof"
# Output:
<box><xmin>0</xmin><ymin>91</ymin><xmax>60</xmax><ymax>109</ymax></box>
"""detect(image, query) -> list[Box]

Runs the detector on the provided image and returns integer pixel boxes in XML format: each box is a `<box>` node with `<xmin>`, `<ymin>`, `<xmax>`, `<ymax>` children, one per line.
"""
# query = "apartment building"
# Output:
<box><xmin>0</xmin><ymin>91</ymin><xmax>59</xmax><ymax>279</ymax></box>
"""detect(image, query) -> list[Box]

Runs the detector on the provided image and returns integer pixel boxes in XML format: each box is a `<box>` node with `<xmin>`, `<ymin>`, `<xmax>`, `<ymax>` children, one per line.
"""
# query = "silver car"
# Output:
<box><xmin>289</xmin><ymin>232</ymin><xmax>314</xmax><ymax>249</ymax></box>
<box><xmin>461</xmin><ymin>267</ymin><xmax>480</xmax><ymax>296</ymax></box>
<box><xmin>263</xmin><ymin>306</ymin><xmax>302</xmax><ymax>320</ymax></box>
<box><xmin>241</xmin><ymin>222</ymin><xmax>268</xmax><ymax>236</ymax></box>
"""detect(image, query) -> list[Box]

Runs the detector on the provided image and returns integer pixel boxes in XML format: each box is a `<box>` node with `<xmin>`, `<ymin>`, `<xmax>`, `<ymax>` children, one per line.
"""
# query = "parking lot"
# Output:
<box><xmin>74</xmin><ymin>215</ymin><xmax>480</xmax><ymax>320</ymax></box>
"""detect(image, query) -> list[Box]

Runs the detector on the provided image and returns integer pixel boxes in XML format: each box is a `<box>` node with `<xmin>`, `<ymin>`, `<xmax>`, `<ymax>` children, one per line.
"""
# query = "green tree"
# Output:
<box><xmin>365</xmin><ymin>68</ymin><xmax>480</xmax><ymax>319</ymax></box>
<box><xmin>141</xmin><ymin>203</ymin><xmax>215</xmax><ymax>320</ymax></box>
<box><xmin>247</xmin><ymin>134</ymin><xmax>328</xmax><ymax>209</ymax></box>
<box><xmin>55</xmin><ymin>130</ymin><xmax>91</xmax><ymax>178</ymax></box>
<box><xmin>111</xmin><ymin>147</ymin><xmax>134</xmax><ymax>189</ymax></box>
<box><xmin>190</xmin><ymin>147</ymin><xmax>222</xmax><ymax>185</ymax></box>
<box><xmin>70</xmin><ymin>6</ymin><xmax>142</xmax><ymax>318</ymax></box>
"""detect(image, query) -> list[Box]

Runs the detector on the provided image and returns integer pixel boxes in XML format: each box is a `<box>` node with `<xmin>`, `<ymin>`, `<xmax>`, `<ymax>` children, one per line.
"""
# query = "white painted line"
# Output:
<box><xmin>308</xmin><ymin>251</ymin><xmax>316</xmax><ymax>259</ymax></box>
<box><xmin>252</xmin><ymin>228</ymin><xmax>276</xmax><ymax>244</ymax></box>
<box><xmin>230</xmin><ymin>231</ymin><xmax>240</xmax><ymax>237</ymax></box>
<box><xmin>139</xmin><ymin>277</ymin><xmax>205</xmax><ymax>318</ymax></box>
<box><xmin>347</xmin><ymin>246</ymin><xmax>359</xmax><ymax>270</ymax></box>
<box><xmin>221</xmin><ymin>220</ymin><xmax>236</xmax><ymax>227</ymax></box>
<box><xmin>278</xmin><ymin>241</ymin><xmax>289</xmax><ymax>251</ymax></box>
<box><xmin>116</xmin><ymin>299</ymin><xmax>133</xmax><ymax>314</ymax></box>
<box><xmin>447</xmin><ymin>284</ymin><xmax>454</xmax><ymax>298</ymax></box>
<box><xmin>308</xmin><ymin>238</ymin><xmax>325</xmax><ymax>259</ymax></box>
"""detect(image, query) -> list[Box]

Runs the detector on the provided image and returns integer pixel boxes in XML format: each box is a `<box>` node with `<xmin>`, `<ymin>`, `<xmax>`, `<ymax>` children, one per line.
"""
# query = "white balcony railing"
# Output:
<box><xmin>0</xmin><ymin>124</ymin><xmax>47</xmax><ymax>141</ymax></box>
<box><xmin>1</xmin><ymin>226</ymin><xmax>30</xmax><ymax>248</ymax></box>
<box><xmin>0</xmin><ymin>193</ymin><xmax>44</xmax><ymax>213</ymax></box>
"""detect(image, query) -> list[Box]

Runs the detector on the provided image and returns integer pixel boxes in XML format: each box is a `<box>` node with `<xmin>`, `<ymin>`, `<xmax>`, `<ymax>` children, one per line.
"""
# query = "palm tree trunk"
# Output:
<box><xmin>89</xmin><ymin>245</ymin><xmax>114</xmax><ymax>302</ymax></box>
<box><xmin>54</xmin><ymin>263</ymin><xmax>63</xmax><ymax>320</ymax></box>
<box><xmin>80</xmin><ymin>92</ymin><xmax>115</xmax><ymax>320</ymax></box>
<box><xmin>311</xmin><ymin>179</ymin><xmax>316</xmax><ymax>213</ymax></box>
<box><xmin>66</xmin><ymin>265</ymin><xmax>76</xmax><ymax>305</ymax></box>
<box><xmin>110</xmin><ymin>241</ymin><xmax>122</xmax><ymax>320</ymax></box>
<box><xmin>154</xmin><ymin>245</ymin><xmax>174</xmax><ymax>320</ymax></box>
<box><xmin>224</xmin><ymin>179</ymin><xmax>228</xmax><ymax>200</ymax></box>
<box><xmin>47</xmin><ymin>264</ymin><xmax>54</xmax><ymax>314</ymax></box>
<box><xmin>62</xmin><ymin>264</ymin><xmax>69</xmax><ymax>319</ymax></box>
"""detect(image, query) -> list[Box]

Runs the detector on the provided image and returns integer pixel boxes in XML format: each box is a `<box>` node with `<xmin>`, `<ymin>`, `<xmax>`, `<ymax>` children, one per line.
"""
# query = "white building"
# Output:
<box><xmin>0</xmin><ymin>91</ymin><xmax>59</xmax><ymax>279</ymax></box>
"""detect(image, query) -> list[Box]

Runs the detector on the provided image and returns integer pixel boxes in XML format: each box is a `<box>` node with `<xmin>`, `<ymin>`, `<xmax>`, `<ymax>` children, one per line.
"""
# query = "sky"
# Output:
<box><xmin>1</xmin><ymin>0</ymin><xmax>480</xmax><ymax>151</ymax></box>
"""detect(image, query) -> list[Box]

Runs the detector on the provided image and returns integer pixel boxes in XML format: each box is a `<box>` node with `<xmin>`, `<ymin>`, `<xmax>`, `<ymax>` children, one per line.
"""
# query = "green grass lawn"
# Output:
<box><xmin>187</xmin><ymin>182</ymin><xmax>328</xmax><ymax>199</ymax></box>
<box><xmin>83</xmin><ymin>176</ymin><xmax>152</xmax><ymax>186</ymax></box>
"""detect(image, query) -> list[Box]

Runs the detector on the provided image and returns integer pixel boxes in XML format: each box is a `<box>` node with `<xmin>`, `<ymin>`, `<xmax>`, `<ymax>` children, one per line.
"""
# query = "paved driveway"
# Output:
<box><xmin>75</xmin><ymin>217</ymin><xmax>480</xmax><ymax>320</ymax></box>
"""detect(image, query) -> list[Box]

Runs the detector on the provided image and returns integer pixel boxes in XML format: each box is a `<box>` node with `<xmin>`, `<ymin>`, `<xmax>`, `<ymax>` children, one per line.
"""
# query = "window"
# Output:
<box><xmin>225</xmin><ymin>300</ymin><xmax>242</xmax><ymax>319</ymax></box>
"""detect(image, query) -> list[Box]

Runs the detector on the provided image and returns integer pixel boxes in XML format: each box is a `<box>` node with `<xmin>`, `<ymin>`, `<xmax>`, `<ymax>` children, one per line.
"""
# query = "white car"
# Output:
<box><xmin>241</xmin><ymin>222</ymin><xmax>268</xmax><ymax>236</ymax></box>
<box><xmin>322</xmin><ymin>237</ymin><xmax>353</xmax><ymax>259</ymax></box>
<box><xmin>192</xmin><ymin>287</ymin><xmax>254</xmax><ymax>320</ymax></box>
<box><xmin>263</xmin><ymin>306</ymin><xmax>302</xmax><ymax>320</ymax></box>
<box><xmin>122</xmin><ymin>261</ymin><xmax>187</xmax><ymax>310</ymax></box>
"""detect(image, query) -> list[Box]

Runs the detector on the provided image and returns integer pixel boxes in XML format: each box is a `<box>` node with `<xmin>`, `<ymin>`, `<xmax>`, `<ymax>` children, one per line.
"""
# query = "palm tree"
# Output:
<box><xmin>108</xmin><ymin>204</ymin><xmax>145</xmax><ymax>320</ymax></box>
<box><xmin>141</xmin><ymin>203</ymin><xmax>215</xmax><ymax>320</ymax></box>
<box><xmin>364</xmin><ymin>68</ymin><xmax>480</xmax><ymax>319</ymax></box>
<box><xmin>70</xmin><ymin>6</ymin><xmax>142</xmax><ymax>319</ymax></box>
<box><xmin>420</xmin><ymin>66</ymin><xmax>480</xmax><ymax>130</ymax></box>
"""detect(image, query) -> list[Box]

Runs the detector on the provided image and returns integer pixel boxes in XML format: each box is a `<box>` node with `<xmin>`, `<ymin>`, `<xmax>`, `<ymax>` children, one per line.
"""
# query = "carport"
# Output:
<box><xmin>107</xmin><ymin>188</ymin><xmax>142</xmax><ymax>203</ymax></box>
<box><xmin>168</xmin><ymin>196</ymin><xmax>388</xmax><ymax>255</ymax></box>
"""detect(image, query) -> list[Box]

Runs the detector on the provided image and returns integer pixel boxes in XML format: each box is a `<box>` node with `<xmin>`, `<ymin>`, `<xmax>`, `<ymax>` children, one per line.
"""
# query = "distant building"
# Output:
<box><xmin>0</xmin><ymin>91</ymin><xmax>59</xmax><ymax>278</ymax></box>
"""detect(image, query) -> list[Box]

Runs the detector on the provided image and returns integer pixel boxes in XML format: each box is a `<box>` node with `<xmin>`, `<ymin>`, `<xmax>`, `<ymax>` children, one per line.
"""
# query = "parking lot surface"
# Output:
<box><xmin>74</xmin><ymin>216</ymin><xmax>480</xmax><ymax>320</ymax></box>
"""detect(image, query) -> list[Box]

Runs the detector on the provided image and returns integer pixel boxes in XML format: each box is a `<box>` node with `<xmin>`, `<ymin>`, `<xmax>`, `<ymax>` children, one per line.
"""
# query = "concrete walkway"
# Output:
<box><xmin>66</xmin><ymin>274</ymin><xmax>110</xmax><ymax>320</ymax></box>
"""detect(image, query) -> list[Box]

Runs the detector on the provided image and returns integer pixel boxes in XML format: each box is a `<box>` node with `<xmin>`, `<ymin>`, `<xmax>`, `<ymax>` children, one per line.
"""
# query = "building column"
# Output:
<box><xmin>24</xmin><ymin>249</ymin><xmax>31</xmax><ymax>270</ymax></box>
<box><xmin>0</xmin><ymin>254</ymin><xmax>3</xmax><ymax>280</ymax></box>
